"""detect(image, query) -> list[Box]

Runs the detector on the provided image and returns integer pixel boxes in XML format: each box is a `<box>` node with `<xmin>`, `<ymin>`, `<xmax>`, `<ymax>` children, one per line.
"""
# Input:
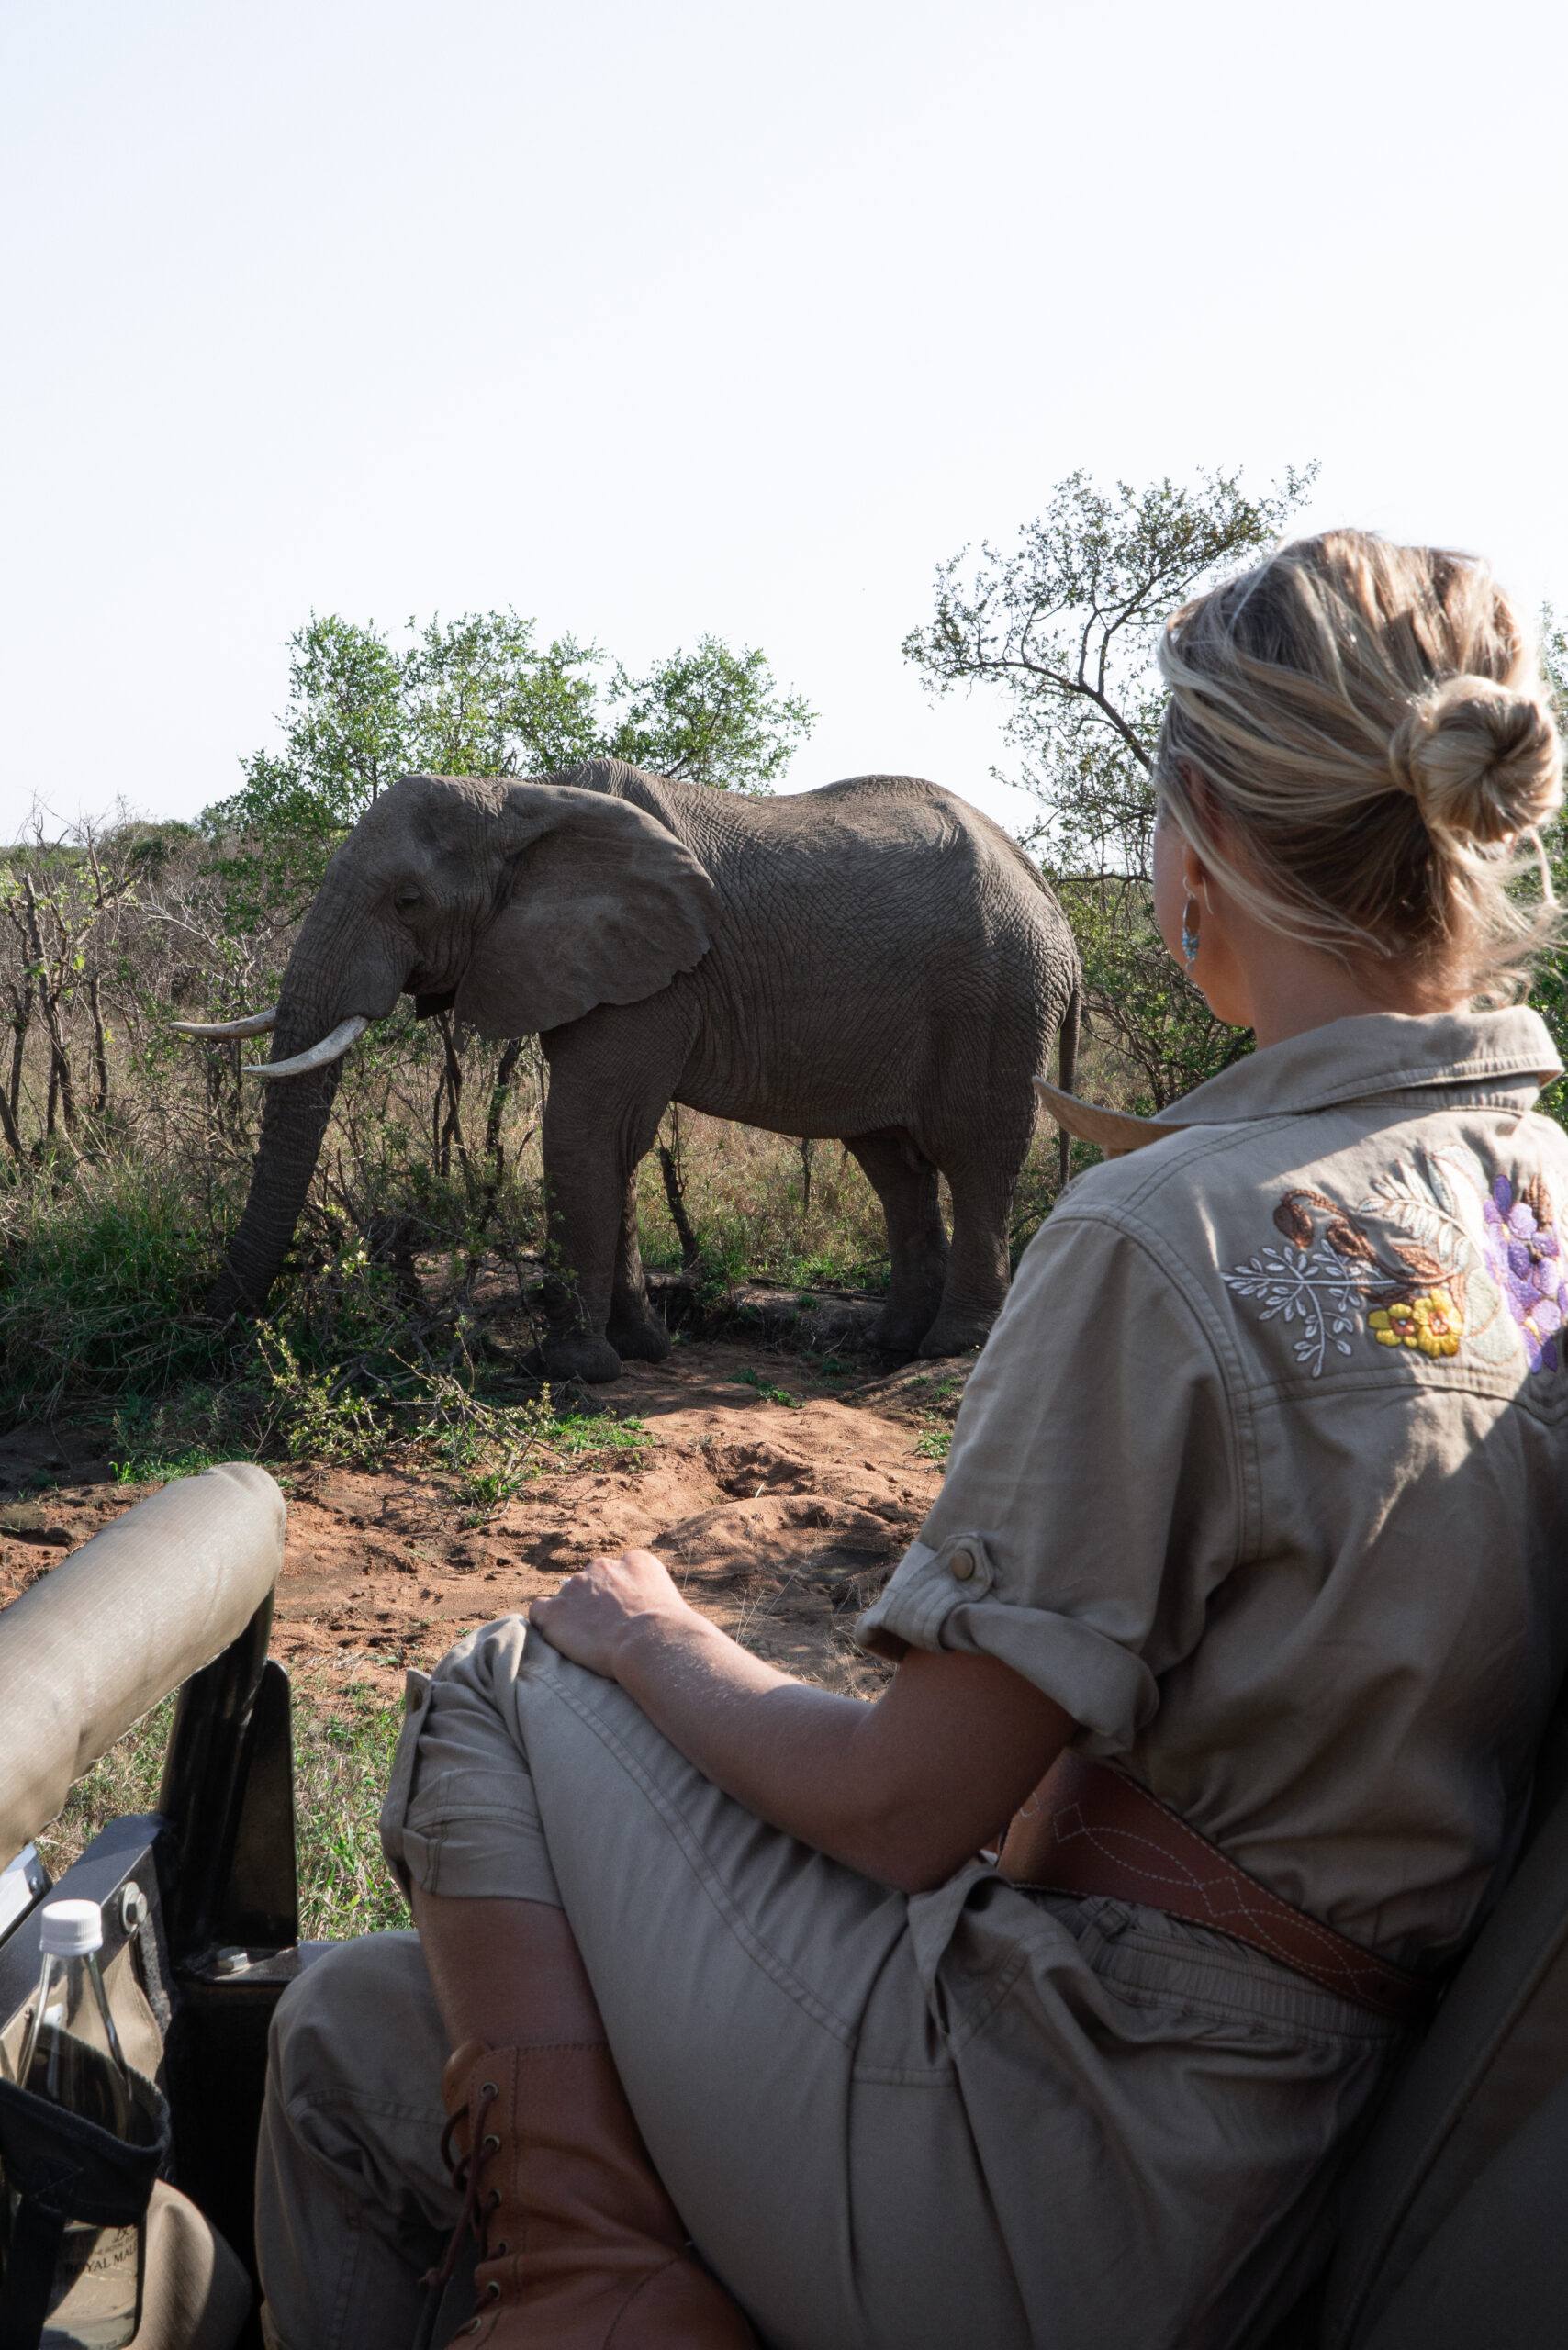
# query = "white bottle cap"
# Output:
<box><xmin>38</xmin><ymin>1899</ymin><xmax>103</xmax><ymax>1957</ymax></box>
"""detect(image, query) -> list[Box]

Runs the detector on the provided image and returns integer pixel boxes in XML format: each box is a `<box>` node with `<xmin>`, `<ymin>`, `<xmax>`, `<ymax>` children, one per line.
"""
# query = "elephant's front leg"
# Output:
<box><xmin>606</xmin><ymin>1172</ymin><xmax>672</xmax><ymax>1364</ymax></box>
<box><xmin>534</xmin><ymin>1011</ymin><xmax>687</xmax><ymax>1384</ymax></box>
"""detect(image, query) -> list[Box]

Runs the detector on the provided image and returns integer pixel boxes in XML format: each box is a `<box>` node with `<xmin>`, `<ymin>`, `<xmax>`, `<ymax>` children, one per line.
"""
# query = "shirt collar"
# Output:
<box><xmin>1036</xmin><ymin>1008</ymin><xmax>1562</xmax><ymax>1158</ymax></box>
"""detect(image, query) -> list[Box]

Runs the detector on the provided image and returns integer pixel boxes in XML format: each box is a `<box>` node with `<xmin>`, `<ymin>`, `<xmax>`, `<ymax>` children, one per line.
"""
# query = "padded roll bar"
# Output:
<box><xmin>0</xmin><ymin>1463</ymin><xmax>286</xmax><ymax>1869</ymax></box>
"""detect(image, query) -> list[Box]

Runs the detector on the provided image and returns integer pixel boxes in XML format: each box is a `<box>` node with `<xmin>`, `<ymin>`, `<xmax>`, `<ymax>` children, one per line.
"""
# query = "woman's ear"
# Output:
<box><xmin>453</xmin><ymin>783</ymin><xmax>718</xmax><ymax>1039</ymax></box>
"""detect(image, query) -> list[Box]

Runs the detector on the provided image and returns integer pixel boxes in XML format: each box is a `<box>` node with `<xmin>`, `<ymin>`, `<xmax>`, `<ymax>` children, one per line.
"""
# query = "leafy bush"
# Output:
<box><xmin>0</xmin><ymin>1161</ymin><xmax>232</xmax><ymax>1420</ymax></box>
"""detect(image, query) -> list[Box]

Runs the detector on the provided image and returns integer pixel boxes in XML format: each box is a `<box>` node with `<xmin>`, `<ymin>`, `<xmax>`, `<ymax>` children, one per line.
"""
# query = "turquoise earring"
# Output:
<box><xmin>1182</xmin><ymin>894</ymin><xmax>1201</xmax><ymax>973</ymax></box>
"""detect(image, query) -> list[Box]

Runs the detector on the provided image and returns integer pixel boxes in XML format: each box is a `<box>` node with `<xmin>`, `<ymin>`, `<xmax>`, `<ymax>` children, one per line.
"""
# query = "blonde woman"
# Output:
<box><xmin>256</xmin><ymin>532</ymin><xmax>1568</xmax><ymax>2350</ymax></box>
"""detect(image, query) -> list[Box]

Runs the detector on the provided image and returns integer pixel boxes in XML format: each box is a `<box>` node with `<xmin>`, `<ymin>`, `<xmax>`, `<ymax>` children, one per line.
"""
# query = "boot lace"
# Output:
<box><xmin>421</xmin><ymin>2074</ymin><xmax>502</xmax><ymax>2294</ymax></box>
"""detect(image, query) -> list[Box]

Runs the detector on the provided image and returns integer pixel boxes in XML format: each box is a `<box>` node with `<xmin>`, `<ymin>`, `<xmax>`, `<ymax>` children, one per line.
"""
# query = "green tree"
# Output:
<box><xmin>202</xmin><ymin>611</ymin><xmax>813</xmax><ymax>926</ymax></box>
<box><xmin>904</xmin><ymin>464</ymin><xmax>1317</xmax><ymax>1109</ymax></box>
<box><xmin>400</xmin><ymin>612</ymin><xmax>603</xmax><ymax>780</ymax></box>
<box><xmin>605</xmin><ymin>637</ymin><xmax>814</xmax><ymax>793</ymax></box>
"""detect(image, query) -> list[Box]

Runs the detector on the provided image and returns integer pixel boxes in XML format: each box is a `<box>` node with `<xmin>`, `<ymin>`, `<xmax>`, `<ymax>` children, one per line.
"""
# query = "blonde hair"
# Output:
<box><xmin>1153</xmin><ymin>530</ymin><xmax>1563</xmax><ymax>1000</ymax></box>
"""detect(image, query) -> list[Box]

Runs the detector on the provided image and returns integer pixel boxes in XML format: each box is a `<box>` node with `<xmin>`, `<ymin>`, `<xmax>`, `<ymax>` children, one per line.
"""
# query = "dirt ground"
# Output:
<box><xmin>0</xmin><ymin>1342</ymin><xmax>969</xmax><ymax>1701</ymax></box>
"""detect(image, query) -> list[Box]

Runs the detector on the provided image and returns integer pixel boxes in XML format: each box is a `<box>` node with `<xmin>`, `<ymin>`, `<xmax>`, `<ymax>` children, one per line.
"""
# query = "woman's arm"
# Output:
<box><xmin>531</xmin><ymin>1549</ymin><xmax>1073</xmax><ymax>1893</ymax></box>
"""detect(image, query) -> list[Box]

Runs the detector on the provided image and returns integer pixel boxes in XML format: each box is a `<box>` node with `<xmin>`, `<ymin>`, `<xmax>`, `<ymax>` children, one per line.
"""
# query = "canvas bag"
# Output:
<box><xmin>0</xmin><ymin>2048</ymin><xmax>169</xmax><ymax>2350</ymax></box>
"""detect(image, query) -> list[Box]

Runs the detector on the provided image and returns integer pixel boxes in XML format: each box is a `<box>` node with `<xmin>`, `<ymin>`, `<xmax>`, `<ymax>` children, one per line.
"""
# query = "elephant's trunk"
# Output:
<box><xmin>207</xmin><ymin>876</ymin><xmax>396</xmax><ymax>1321</ymax></box>
<box><xmin>207</xmin><ymin>1010</ymin><xmax>349</xmax><ymax>1320</ymax></box>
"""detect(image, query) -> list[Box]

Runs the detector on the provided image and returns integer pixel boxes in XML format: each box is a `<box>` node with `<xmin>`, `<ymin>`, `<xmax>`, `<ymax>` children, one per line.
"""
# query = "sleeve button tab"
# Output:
<box><xmin>948</xmin><ymin>1545</ymin><xmax>977</xmax><ymax>1582</ymax></box>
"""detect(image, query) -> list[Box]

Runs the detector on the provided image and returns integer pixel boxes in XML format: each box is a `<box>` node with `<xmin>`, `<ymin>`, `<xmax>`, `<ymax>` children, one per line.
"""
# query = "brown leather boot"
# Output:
<box><xmin>431</xmin><ymin>2036</ymin><xmax>756</xmax><ymax>2347</ymax></box>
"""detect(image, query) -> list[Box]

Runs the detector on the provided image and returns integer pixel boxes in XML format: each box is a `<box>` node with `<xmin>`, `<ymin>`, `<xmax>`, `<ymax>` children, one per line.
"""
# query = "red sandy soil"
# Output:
<box><xmin>0</xmin><ymin>1344</ymin><xmax>967</xmax><ymax>1701</ymax></box>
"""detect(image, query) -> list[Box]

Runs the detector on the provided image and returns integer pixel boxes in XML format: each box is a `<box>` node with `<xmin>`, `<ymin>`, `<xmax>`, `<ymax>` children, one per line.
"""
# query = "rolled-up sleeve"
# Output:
<box><xmin>856</xmin><ymin>1207</ymin><xmax>1244</xmax><ymax>1752</ymax></box>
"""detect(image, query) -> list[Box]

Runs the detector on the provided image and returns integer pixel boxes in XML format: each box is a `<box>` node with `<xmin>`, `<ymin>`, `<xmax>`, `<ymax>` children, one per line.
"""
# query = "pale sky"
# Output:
<box><xmin>3</xmin><ymin>0</ymin><xmax>1565</xmax><ymax>843</ymax></box>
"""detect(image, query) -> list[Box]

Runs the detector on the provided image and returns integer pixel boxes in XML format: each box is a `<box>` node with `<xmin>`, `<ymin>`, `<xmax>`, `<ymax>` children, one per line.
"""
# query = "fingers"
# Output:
<box><xmin>577</xmin><ymin>1548</ymin><xmax>677</xmax><ymax>1592</ymax></box>
<box><xmin>526</xmin><ymin>1547</ymin><xmax>687</xmax><ymax>1682</ymax></box>
<box><xmin>531</xmin><ymin>1549</ymin><xmax>679</xmax><ymax>1623</ymax></box>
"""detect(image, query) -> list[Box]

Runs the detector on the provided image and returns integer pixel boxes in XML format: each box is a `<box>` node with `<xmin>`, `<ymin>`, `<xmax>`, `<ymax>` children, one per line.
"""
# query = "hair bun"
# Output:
<box><xmin>1390</xmin><ymin>674</ymin><xmax>1562</xmax><ymax>845</ymax></box>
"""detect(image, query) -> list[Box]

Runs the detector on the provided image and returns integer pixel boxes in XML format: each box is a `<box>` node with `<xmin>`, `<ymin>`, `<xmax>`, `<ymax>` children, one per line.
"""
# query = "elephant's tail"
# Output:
<box><xmin>1056</xmin><ymin>980</ymin><xmax>1081</xmax><ymax>1186</ymax></box>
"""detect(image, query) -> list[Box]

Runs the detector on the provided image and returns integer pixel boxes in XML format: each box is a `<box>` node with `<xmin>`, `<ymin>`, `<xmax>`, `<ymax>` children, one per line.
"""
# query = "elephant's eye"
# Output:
<box><xmin>394</xmin><ymin>886</ymin><xmax>422</xmax><ymax>912</ymax></box>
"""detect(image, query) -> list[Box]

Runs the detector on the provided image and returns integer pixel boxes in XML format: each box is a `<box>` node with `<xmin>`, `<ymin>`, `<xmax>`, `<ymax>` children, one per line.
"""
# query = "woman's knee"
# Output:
<box><xmin>428</xmin><ymin>1612</ymin><xmax>534</xmax><ymax>1714</ymax></box>
<box><xmin>376</xmin><ymin>1622</ymin><xmax>567</xmax><ymax>1907</ymax></box>
<box><xmin>269</xmin><ymin>1932</ymin><xmax>442</xmax><ymax>2114</ymax></box>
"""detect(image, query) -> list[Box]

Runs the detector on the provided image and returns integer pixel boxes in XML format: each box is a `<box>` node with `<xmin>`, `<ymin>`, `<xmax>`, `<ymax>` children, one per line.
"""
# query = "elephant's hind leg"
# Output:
<box><xmin>607</xmin><ymin>1172</ymin><xmax>673</xmax><ymax>1364</ymax></box>
<box><xmin>918</xmin><ymin>1160</ymin><xmax>1015</xmax><ymax>1360</ymax></box>
<box><xmin>846</xmin><ymin>1131</ymin><xmax>949</xmax><ymax>1355</ymax></box>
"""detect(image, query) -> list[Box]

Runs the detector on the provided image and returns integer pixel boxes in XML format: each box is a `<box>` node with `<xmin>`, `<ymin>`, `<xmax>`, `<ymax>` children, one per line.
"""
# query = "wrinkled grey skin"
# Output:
<box><xmin>211</xmin><ymin>759</ymin><xmax>1081</xmax><ymax>1381</ymax></box>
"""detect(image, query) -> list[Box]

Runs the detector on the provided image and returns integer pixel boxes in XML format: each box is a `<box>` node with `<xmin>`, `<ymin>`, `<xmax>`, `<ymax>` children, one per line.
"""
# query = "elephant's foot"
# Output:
<box><xmin>917</xmin><ymin>1309</ymin><xmax>994</xmax><ymax>1360</ymax></box>
<box><xmin>868</xmin><ymin>1297</ymin><xmax>942</xmax><ymax>1354</ymax></box>
<box><xmin>606</xmin><ymin>1312</ymin><xmax>671</xmax><ymax>1364</ymax></box>
<box><xmin>538</xmin><ymin>1332</ymin><xmax>624</xmax><ymax>1384</ymax></box>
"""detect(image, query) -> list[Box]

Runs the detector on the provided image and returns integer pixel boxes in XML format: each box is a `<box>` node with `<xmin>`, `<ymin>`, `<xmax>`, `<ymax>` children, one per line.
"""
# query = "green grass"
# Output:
<box><xmin>0</xmin><ymin>1093</ymin><xmax>1064</xmax><ymax>1483</ymax></box>
<box><xmin>0</xmin><ymin>1157</ymin><xmax>656</xmax><ymax>1509</ymax></box>
<box><xmin>111</xmin><ymin>1436</ymin><xmax>226</xmax><ymax>1484</ymax></box>
<box><xmin>292</xmin><ymin>1692</ymin><xmax>408</xmax><ymax>1937</ymax></box>
<box><xmin>903</xmin><ymin>1369</ymin><xmax>966</xmax><ymax>1464</ymax></box>
<box><xmin>550</xmin><ymin>1411</ymin><xmax>651</xmax><ymax>1458</ymax></box>
<box><xmin>37</xmin><ymin>1683</ymin><xmax>408</xmax><ymax>1941</ymax></box>
<box><xmin>734</xmin><ymin>1367</ymin><xmax>801</xmax><ymax>1408</ymax></box>
<box><xmin>633</xmin><ymin>1122</ymin><xmax>894</xmax><ymax>1295</ymax></box>
<box><xmin>453</xmin><ymin>1404</ymin><xmax>651</xmax><ymax>1523</ymax></box>
<box><xmin>0</xmin><ymin>1163</ymin><xmax>233</xmax><ymax>1424</ymax></box>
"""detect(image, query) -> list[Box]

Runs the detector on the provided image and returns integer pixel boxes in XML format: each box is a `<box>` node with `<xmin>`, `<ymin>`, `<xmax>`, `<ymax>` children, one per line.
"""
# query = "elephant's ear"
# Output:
<box><xmin>454</xmin><ymin>783</ymin><xmax>718</xmax><ymax>1039</ymax></box>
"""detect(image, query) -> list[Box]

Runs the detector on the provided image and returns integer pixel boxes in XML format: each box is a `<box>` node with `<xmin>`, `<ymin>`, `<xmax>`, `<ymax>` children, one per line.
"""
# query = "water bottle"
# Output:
<box><xmin>7</xmin><ymin>1899</ymin><xmax>141</xmax><ymax>2349</ymax></box>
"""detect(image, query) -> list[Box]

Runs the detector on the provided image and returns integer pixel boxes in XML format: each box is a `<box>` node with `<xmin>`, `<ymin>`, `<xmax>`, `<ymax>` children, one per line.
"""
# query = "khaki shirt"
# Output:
<box><xmin>858</xmin><ymin>1009</ymin><xmax>1568</xmax><ymax>1970</ymax></box>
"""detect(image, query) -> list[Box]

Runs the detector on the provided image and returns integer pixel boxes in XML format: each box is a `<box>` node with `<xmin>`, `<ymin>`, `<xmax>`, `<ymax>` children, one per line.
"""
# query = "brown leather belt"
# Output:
<box><xmin>996</xmin><ymin>1750</ymin><xmax>1437</xmax><ymax>2026</ymax></box>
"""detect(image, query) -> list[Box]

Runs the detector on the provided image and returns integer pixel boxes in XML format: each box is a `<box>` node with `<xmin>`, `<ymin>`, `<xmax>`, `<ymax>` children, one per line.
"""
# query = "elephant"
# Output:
<box><xmin>177</xmin><ymin>758</ymin><xmax>1081</xmax><ymax>1382</ymax></box>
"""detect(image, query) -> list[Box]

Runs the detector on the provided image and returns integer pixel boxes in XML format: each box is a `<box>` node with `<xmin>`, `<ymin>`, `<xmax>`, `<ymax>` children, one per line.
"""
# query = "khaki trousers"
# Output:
<box><xmin>255</xmin><ymin>1620</ymin><xmax>1398</xmax><ymax>2350</ymax></box>
<box><xmin>133</xmin><ymin>2185</ymin><xmax>253</xmax><ymax>2350</ymax></box>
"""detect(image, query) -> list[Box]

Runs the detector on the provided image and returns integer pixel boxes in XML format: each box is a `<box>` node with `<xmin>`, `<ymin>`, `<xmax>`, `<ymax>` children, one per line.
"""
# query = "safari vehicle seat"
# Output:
<box><xmin>1259</xmin><ymin>1677</ymin><xmax>1568</xmax><ymax>2349</ymax></box>
<box><xmin>0</xmin><ymin>1462</ymin><xmax>297</xmax><ymax>2347</ymax></box>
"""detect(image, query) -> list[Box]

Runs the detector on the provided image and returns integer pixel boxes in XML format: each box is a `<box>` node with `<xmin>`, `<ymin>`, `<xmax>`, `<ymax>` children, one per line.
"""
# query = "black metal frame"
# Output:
<box><xmin>0</xmin><ymin>1596</ymin><xmax>308</xmax><ymax>2338</ymax></box>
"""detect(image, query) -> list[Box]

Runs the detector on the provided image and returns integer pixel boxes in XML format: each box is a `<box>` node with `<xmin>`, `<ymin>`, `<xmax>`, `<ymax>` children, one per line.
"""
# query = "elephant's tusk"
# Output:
<box><xmin>171</xmin><ymin>1007</ymin><xmax>279</xmax><ymax>1039</ymax></box>
<box><xmin>244</xmin><ymin>1015</ymin><xmax>371</xmax><ymax>1078</ymax></box>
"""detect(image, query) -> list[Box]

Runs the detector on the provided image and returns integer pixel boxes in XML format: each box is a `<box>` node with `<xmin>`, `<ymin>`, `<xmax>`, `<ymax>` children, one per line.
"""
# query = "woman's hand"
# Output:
<box><xmin>531</xmin><ymin>1548</ymin><xmax>700</xmax><ymax>1681</ymax></box>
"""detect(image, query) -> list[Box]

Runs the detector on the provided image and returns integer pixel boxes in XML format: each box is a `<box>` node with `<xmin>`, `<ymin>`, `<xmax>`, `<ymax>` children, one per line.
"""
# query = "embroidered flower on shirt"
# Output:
<box><xmin>1224</xmin><ymin>1186</ymin><xmax>1463</xmax><ymax>1377</ymax></box>
<box><xmin>1359</xmin><ymin>1149</ymin><xmax>1516</xmax><ymax>1370</ymax></box>
<box><xmin>1371</xmin><ymin>1154</ymin><xmax>1568</xmax><ymax>1375</ymax></box>
<box><xmin>1368</xmin><ymin>1291</ymin><xmax>1463</xmax><ymax>1359</ymax></box>
<box><xmin>1222</xmin><ymin>1190</ymin><xmax>1389</xmax><ymax>1376</ymax></box>
<box><xmin>1221</xmin><ymin>1240</ymin><xmax>1372</xmax><ymax>1376</ymax></box>
<box><xmin>1481</xmin><ymin>1174</ymin><xmax>1568</xmax><ymax>1372</ymax></box>
<box><xmin>1226</xmin><ymin>1155</ymin><xmax>1565</xmax><ymax>1380</ymax></box>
